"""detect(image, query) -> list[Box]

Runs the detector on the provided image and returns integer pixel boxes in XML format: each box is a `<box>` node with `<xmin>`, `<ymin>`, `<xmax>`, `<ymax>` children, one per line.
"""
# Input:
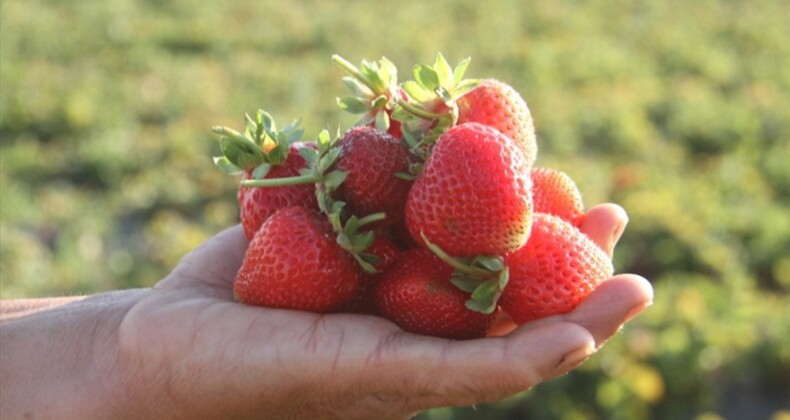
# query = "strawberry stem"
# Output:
<box><xmin>420</xmin><ymin>232</ymin><xmax>490</xmax><ymax>276</ymax></box>
<box><xmin>211</xmin><ymin>125</ymin><xmax>242</xmax><ymax>137</ymax></box>
<box><xmin>357</xmin><ymin>212</ymin><xmax>387</xmax><ymax>226</ymax></box>
<box><xmin>396</xmin><ymin>98</ymin><xmax>449</xmax><ymax>121</ymax></box>
<box><xmin>420</xmin><ymin>232</ymin><xmax>509</xmax><ymax>314</ymax></box>
<box><xmin>241</xmin><ymin>174</ymin><xmax>319</xmax><ymax>187</ymax></box>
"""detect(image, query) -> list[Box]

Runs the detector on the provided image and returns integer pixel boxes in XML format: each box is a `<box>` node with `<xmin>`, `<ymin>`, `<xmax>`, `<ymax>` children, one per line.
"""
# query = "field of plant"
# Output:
<box><xmin>1</xmin><ymin>0</ymin><xmax>788</xmax><ymax>418</ymax></box>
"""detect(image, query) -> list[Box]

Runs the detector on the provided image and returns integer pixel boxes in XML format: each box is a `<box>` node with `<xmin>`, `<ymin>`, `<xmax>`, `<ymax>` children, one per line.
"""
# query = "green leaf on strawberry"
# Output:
<box><xmin>392</xmin><ymin>53</ymin><xmax>483</xmax><ymax>148</ymax></box>
<box><xmin>333</xmin><ymin>54</ymin><xmax>402</xmax><ymax>136</ymax></box>
<box><xmin>212</xmin><ymin>109</ymin><xmax>304</xmax><ymax>171</ymax></box>
<box><xmin>240</xmin><ymin>127</ymin><xmax>385</xmax><ymax>274</ymax></box>
<box><xmin>421</xmin><ymin>232</ymin><xmax>509</xmax><ymax>315</ymax></box>
<box><xmin>213</xmin><ymin>156</ymin><xmax>243</xmax><ymax>175</ymax></box>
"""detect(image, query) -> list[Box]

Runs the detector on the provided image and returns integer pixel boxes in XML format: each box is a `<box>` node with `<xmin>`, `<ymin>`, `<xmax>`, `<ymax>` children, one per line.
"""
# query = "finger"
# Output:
<box><xmin>563</xmin><ymin>274</ymin><xmax>653</xmax><ymax>348</ymax></box>
<box><xmin>578</xmin><ymin>203</ymin><xmax>629</xmax><ymax>257</ymax></box>
<box><xmin>373</xmin><ymin>321</ymin><xmax>595</xmax><ymax>411</ymax></box>
<box><xmin>161</xmin><ymin>224</ymin><xmax>249</xmax><ymax>291</ymax></box>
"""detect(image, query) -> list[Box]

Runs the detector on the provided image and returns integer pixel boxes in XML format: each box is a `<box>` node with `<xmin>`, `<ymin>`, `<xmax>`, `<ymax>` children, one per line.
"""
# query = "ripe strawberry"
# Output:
<box><xmin>374</xmin><ymin>248</ymin><xmax>496</xmax><ymax>339</ymax></box>
<box><xmin>340</xmin><ymin>234</ymin><xmax>401</xmax><ymax>314</ymax></box>
<box><xmin>234</xmin><ymin>206</ymin><xmax>360</xmax><ymax>312</ymax></box>
<box><xmin>530</xmin><ymin>167</ymin><xmax>585</xmax><ymax>226</ymax></box>
<box><xmin>406</xmin><ymin>122</ymin><xmax>533</xmax><ymax>257</ymax></box>
<box><xmin>500</xmin><ymin>213</ymin><xmax>614</xmax><ymax>324</ymax></box>
<box><xmin>395</xmin><ymin>55</ymin><xmax>537</xmax><ymax>164</ymax></box>
<box><xmin>213</xmin><ymin>111</ymin><xmax>317</xmax><ymax>239</ymax></box>
<box><xmin>386</xmin><ymin>219</ymin><xmax>421</xmax><ymax>250</ymax></box>
<box><xmin>237</xmin><ymin>143</ymin><xmax>318</xmax><ymax>239</ymax></box>
<box><xmin>456</xmin><ymin>79</ymin><xmax>538</xmax><ymax>165</ymax></box>
<box><xmin>335</xmin><ymin>126</ymin><xmax>412</xmax><ymax>225</ymax></box>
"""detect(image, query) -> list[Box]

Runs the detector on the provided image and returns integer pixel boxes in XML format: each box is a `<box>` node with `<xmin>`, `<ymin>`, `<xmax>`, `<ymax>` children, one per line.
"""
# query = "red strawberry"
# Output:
<box><xmin>530</xmin><ymin>167</ymin><xmax>585</xmax><ymax>226</ymax></box>
<box><xmin>362</xmin><ymin>232</ymin><xmax>402</xmax><ymax>272</ymax></box>
<box><xmin>238</xmin><ymin>143</ymin><xmax>318</xmax><ymax>239</ymax></box>
<box><xmin>234</xmin><ymin>206</ymin><xmax>360</xmax><ymax>312</ymax></box>
<box><xmin>406</xmin><ymin>122</ymin><xmax>533</xmax><ymax>257</ymax></box>
<box><xmin>340</xmin><ymin>234</ymin><xmax>401</xmax><ymax>314</ymax></box>
<box><xmin>386</xmin><ymin>219</ymin><xmax>421</xmax><ymax>250</ymax></box>
<box><xmin>396</xmin><ymin>56</ymin><xmax>537</xmax><ymax>164</ymax></box>
<box><xmin>336</xmin><ymin>126</ymin><xmax>412</xmax><ymax>225</ymax></box>
<box><xmin>213</xmin><ymin>111</ymin><xmax>318</xmax><ymax>239</ymax></box>
<box><xmin>500</xmin><ymin>213</ymin><xmax>614</xmax><ymax>324</ymax></box>
<box><xmin>374</xmin><ymin>248</ymin><xmax>496</xmax><ymax>339</ymax></box>
<box><xmin>456</xmin><ymin>79</ymin><xmax>538</xmax><ymax>165</ymax></box>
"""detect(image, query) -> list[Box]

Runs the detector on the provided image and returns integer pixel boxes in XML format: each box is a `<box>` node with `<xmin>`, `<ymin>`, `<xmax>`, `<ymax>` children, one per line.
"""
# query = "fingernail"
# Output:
<box><xmin>608</xmin><ymin>222</ymin><xmax>628</xmax><ymax>256</ymax></box>
<box><xmin>556</xmin><ymin>345</ymin><xmax>594</xmax><ymax>373</ymax></box>
<box><xmin>624</xmin><ymin>301</ymin><xmax>652</xmax><ymax>323</ymax></box>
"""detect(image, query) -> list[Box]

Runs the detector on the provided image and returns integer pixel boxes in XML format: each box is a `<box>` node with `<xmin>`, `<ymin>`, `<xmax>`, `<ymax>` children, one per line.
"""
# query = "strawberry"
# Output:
<box><xmin>374</xmin><ymin>248</ymin><xmax>496</xmax><ymax>339</ymax></box>
<box><xmin>237</xmin><ymin>143</ymin><xmax>318</xmax><ymax>239</ymax></box>
<box><xmin>233</xmin><ymin>206</ymin><xmax>360</xmax><ymax>312</ymax></box>
<box><xmin>386</xmin><ymin>219</ymin><xmax>421</xmax><ymax>250</ymax></box>
<box><xmin>406</xmin><ymin>122</ymin><xmax>533</xmax><ymax>257</ymax></box>
<box><xmin>340</xmin><ymin>234</ymin><xmax>401</xmax><ymax>314</ymax></box>
<box><xmin>213</xmin><ymin>110</ymin><xmax>318</xmax><ymax>239</ymax></box>
<box><xmin>395</xmin><ymin>55</ymin><xmax>537</xmax><ymax>164</ymax></box>
<box><xmin>335</xmin><ymin>126</ymin><xmax>412</xmax><ymax>226</ymax></box>
<box><xmin>500</xmin><ymin>213</ymin><xmax>614</xmax><ymax>324</ymax></box>
<box><xmin>530</xmin><ymin>167</ymin><xmax>585</xmax><ymax>226</ymax></box>
<box><xmin>456</xmin><ymin>79</ymin><xmax>538</xmax><ymax>165</ymax></box>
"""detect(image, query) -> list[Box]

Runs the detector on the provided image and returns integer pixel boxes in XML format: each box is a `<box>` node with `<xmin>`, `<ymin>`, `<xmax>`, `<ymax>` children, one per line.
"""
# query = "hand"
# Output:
<box><xmin>0</xmin><ymin>204</ymin><xmax>652</xmax><ymax>420</ymax></box>
<box><xmin>116</xmin><ymin>203</ymin><xmax>651</xmax><ymax>419</ymax></box>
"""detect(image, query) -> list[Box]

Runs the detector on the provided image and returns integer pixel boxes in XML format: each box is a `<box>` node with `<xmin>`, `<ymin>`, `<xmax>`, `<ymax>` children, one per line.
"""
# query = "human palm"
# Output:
<box><xmin>115</xmin><ymin>204</ymin><xmax>652</xmax><ymax>420</ymax></box>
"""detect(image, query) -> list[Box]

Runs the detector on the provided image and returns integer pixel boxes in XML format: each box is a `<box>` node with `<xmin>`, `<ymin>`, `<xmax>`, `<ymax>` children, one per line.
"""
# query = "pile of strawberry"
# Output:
<box><xmin>212</xmin><ymin>54</ymin><xmax>614</xmax><ymax>339</ymax></box>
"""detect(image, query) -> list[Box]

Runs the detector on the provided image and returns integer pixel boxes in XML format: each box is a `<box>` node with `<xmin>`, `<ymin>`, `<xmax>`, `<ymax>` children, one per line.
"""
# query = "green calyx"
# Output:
<box><xmin>212</xmin><ymin>109</ymin><xmax>304</xmax><ymax>176</ymax></box>
<box><xmin>333</xmin><ymin>54</ymin><xmax>401</xmax><ymax>134</ymax></box>
<box><xmin>244</xmin><ymin>128</ymin><xmax>383</xmax><ymax>274</ymax></box>
<box><xmin>421</xmin><ymin>232</ymin><xmax>509</xmax><ymax>314</ymax></box>
<box><xmin>392</xmin><ymin>53</ymin><xmax>481</xmax><ymax>147</ymax></box>
<box><xmin>309</xmin><ymin>130</ymin><xmax>385</xmax><ymax>274</ymax></box>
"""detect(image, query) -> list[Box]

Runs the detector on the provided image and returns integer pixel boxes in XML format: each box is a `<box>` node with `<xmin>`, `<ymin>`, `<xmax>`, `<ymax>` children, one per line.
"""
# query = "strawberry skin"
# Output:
<box><xmin>500</xmin><ymin>213</ymin><xmax>614</xmax><ymax>324</ymax></box>
<box><xmin>336</xmin><ymin>126</ymin><xmax>412</xmax><ymax>225</ymax></box>
<box><xmin>234</xmin><ymin>206</ymin><xmax>360</xmax><ymax>312</ymax></box>
<box><xmin>406</xmin><ymin>122</ymin><xmax>533</xmax><ymax>257</ymax></box>
<box><xmin>340</xmin><ymin>234</ymin><xmax>401</xmax><ymax>314</ymax></box>
<box><xmin>238</xmin><ymin>143</ymin><xmax>319</xmax><ymax>239</ymax></box>
<box><xmin>456</xmin><ymin>79</ymin><xmax>538</xmax><ymax>166</ymax></box>
<box><xmin>530</xmin><ymin>167</ymin><xmax>585</xmax><ymax>226</ymax></box>
<box><xmin>374</xmin><ymin>248</ymin><xmax>496</xmax><ymax>339</ymax></box>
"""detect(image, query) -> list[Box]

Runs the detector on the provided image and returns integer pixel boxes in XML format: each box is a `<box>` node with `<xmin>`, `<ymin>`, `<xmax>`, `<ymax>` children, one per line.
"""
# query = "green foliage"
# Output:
<box><xmin>1</xmin><ymin>0</ymin><xmax>788</xmax><ymax>418</ymax></box>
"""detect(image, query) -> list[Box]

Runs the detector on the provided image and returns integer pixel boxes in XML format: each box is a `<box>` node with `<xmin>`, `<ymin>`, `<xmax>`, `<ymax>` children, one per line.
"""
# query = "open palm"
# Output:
<box><xmin>116</xmin><ymin>203</ymin><xmax>653</xmax><ymax>420</ymax></box>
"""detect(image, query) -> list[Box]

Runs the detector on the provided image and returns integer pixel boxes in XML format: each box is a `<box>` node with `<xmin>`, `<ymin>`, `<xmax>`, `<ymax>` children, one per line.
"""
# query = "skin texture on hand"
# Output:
<box><xmin>0</xmin><ymin>204</ymin><xmax>653</xmax><ymax>420</ymax></box>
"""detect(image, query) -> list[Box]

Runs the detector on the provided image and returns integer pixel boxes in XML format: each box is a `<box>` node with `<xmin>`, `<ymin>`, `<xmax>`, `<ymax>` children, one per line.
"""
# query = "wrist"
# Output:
<box><xmin>0</xmin><ymin>289</ymin><xmax>150</xmax><ymax>419</ymax></box>
<box><xmin>0</xmin><ymin>295</ymin><xmax>88</xmax><ymax>321</ymax></box>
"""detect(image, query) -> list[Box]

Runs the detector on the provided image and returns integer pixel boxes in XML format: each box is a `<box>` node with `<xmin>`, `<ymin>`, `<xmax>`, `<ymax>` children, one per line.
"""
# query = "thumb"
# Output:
<box><xmin>159</xmin><ymin>224</ymin><xmax>250</xmax><ymax>292</ymax></box>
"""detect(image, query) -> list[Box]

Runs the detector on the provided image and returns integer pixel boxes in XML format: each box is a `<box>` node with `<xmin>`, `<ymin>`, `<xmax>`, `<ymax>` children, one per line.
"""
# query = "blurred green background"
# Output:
<box><xmin>1</xmin><ymin>0</ymin><xmax>788</xmax><ymax>418</ymax></box>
